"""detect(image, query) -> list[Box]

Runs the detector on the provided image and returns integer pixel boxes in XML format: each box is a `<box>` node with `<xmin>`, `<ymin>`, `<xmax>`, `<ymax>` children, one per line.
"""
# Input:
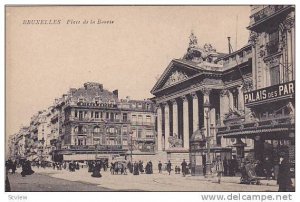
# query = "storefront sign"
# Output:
<box><xmin>77</xmin><ymin>101</ymin><xmax>117</xmax><ymax>108</ymax></box>
<box><xmin>69</xmin><ymin>145</ymin><xmax>122</xmax><ymax>150</ymax></box>
<box><xmin>244</xmin><ymin>81</ymin><xmax>294</xmax><ymax>105</ymax></box>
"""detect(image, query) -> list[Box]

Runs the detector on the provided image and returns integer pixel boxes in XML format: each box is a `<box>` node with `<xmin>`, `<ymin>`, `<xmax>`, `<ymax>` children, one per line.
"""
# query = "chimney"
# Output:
<box><xmin>227</xmin><ymin>37</ymin><xmax>232</xmax><ymax>54</ymax></box>
<box><xmin>113</xmin><ymin>90</ymin><xmax>118</xmax><ymax>98</ymax></box>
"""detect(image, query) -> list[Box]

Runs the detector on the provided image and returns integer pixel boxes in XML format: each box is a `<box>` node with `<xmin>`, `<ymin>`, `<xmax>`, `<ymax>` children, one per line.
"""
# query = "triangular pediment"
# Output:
<box><xmin>151</xmin><ymin>59</ymin><xmax>203</xmax><ymax>94</ymax></box>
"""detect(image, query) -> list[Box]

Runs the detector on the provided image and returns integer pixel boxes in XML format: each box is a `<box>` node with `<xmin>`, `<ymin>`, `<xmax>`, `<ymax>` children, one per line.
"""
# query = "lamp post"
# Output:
<box><xmin>129</xmin><ymin>131</ymin><xmax>134</xmax><ymax>163</ymax></box>
<box><xmin>204</xmin><ymin>100</ymin><xmax>212</xmax><ymax>177</ymax></box>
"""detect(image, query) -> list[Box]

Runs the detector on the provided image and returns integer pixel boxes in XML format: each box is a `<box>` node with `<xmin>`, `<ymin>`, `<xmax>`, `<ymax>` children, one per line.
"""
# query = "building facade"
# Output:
<box><xmin>151</xmin><ymin>33</ymin><xmax>253</xmax><ymax>168</ymax></box>
<box><xmin>217</xmin><ymin>5</ymin><xmax>295</xmax><ymax>174</ymax></box>
<box><xmin>9</xmin><ymin>82</ymin><xmax>156</xmax><ymax>162</ymax></box>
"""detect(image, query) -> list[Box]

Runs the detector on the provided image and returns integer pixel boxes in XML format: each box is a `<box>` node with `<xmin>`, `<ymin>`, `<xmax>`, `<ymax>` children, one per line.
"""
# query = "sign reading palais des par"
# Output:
<box><xmin>244</xmin><ymin>80</ymin><xmax>295</xmax><ymax>106</ymax></box>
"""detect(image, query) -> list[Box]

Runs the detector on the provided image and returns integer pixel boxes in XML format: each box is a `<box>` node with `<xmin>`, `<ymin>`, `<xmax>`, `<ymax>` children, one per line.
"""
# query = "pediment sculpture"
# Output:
<box><xmin>163</xmin><ymin>70</ymin><xmax>188</xmax><ymax>88</ymax></box>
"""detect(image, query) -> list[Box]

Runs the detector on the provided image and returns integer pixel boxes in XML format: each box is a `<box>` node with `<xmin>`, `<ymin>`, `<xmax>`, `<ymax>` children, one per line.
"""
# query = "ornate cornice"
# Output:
<box><xmin>283</xmin><ymin>16</ymin><xmax>295</xmax><ymax>32</ymax></box>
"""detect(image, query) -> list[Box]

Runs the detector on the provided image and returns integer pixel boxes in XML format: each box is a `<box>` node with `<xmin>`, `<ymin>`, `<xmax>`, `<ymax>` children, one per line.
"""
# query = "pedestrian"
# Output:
<box><xmin>277</xmin><ymin>155</ymin><xmax>293</xmax><ymax>191</ymax></box>
<box><xmin>181</xmin><ymin>159</ymin><xmax>187</xmax><ymax>177</ymax></box>
<box><xmin>213</xmin><ymin>156</ymin><xmax>224</xmax><ymax>184</ymax></box>
<box><xmin>110</xmin><ymin>162</ymin><xmax>115</xmax><ymax>175</ymax></box>
<box><xmin>91</xmin><ymin>162</ymin><xmax>102</xmax><ymax>178</ymax></box>
<box><xmin>167</xmin><ymin>160</ymin><xmax>172</xmax><ymax>175</ymax></box>
<box><xmin>5</xmin><ymin>170</ymin><xmax>11</xmax><ymax>192</ymax></box>
<box><xmin>138</xmin><ymin>161</ymin><xmax>144</xmax><ymax>174</ymax></box>
<box><xmin>11</xmin><ymin>161</ymin><xmax>17</xmax><ymax>174</ymax></box>
<box><xmin>223</xmin><ymin>158</ymin><xmax>228</xmax><ymax>176</ymax></box>
<box><xmin>273</xmin><ymin>160</ymin><xmax>279</xmax><ymax>180</ymax></box>
<box><xmin>158</xmin><ymin>161</ymin><xmax>162</xmax><ymax>173</ymax></box>
<box><xmin>133</xmin><ymin>161</ymin><xmax>139</xmax><ymax>175</ymax></box>
<box><xmin>127</xmin><ymin>161</ymin><xmax>133</xmax><ymax>173</ymax></box>
<box><xmin>263</xmin><ymin>156</ymin><xmax>273</xmax><ymax>180</ymax></box>
<box><xmin>149</xmin><ymin>161</ymin><xmax>153</xmax><ymax>174</ymax></box>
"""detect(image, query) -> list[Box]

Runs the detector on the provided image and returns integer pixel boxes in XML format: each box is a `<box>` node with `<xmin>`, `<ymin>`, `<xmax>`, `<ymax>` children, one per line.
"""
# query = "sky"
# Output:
<box><xmin>6</xmin><ymin>6</ymin><xmax>250</xmax><ymax>137</ymax></box>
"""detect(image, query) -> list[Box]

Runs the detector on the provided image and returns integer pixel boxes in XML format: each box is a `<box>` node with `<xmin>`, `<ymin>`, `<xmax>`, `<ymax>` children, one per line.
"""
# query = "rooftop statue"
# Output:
<box><xmin>184</xmin><ymin>32</ymin><xmax>217</xmax><ymax>63</ymax></box>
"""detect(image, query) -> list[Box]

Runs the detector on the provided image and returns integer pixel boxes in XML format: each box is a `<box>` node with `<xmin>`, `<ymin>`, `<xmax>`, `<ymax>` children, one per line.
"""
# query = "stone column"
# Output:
<box><xmin>287</xmin><ymin>26</ymin><xmax>293</xmax><ymax>81</ymax></box>
<box><xmin>228</xmin><ymin>90</ymin><xmax>234</xmax><ymax>110</ymax></box>
<box><xmin>201</xmin><ymin>87</ymin><xmax>211</xmax><ymax>138</ymax></box>
<box><xmin>164</xmin><ymin>102</ymin><xmax>170</xmax><ymax>150</ymax></box>
<box><xmin>171</xmin><ymin>99</ymin><xmax>178</xmax><ymax>137</ymax></box>
<box><xmin>191</xmin><ymin>92</ymin><xmax>199</xmax><ymax>132</ymax></box>
<box><xmin>238</xmin><ymin>86</ymin><xmax>245</xmax><ymax>111</ymax></box>
<box><xmin>157</xmin><ymin>105</ymin><xmax>163</xmax><ymax>151</ymax></box>
<box><xmin>182</xmin><ymin>95</ymin><xmax>189</xmax><ymax>150</ymax></box>
<box><xmin>219</xmin><ymin>89</ymin><xmax>229</xmax><ymax>126</ymax></box>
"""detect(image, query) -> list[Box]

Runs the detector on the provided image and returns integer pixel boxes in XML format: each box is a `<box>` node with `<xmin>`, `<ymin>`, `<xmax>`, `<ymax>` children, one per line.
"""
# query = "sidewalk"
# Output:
<box><xmin>26</xmin><ymin>167</ymin><xmax>280</xmax><ymax>191</ymax></box>
<box><xmin>185</xmin><ymin>175</ymin><xmax>279</xmax><ymax>186</ymax></box>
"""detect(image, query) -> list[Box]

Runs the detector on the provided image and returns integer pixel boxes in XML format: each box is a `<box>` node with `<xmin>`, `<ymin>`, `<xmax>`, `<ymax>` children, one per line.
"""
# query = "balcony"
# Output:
<box><xmin>217</xmin><ymin>115</ymin><xmax>294</xmax><ymax>137</ymax></box>
<box><xmin>67</xmin><ymin>116</ymin><xmax>131</xmax><ymax>123</ymax></box>
<box><xmin>249</xmin><ymin>5</ymin><xmax>293</xmax><ymax>30</ymax></box>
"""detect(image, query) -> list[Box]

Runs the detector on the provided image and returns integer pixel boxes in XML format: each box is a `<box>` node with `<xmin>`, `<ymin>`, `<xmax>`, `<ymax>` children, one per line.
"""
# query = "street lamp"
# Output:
<box><xmin>203</xmin><ymin>100</ymin><xmax>212</xmax><ymax>177</ymax></box>
<box><xmin>129</xmin><ymin>131</ymin><xmax>134</xmax><ymax>163</ymax></box>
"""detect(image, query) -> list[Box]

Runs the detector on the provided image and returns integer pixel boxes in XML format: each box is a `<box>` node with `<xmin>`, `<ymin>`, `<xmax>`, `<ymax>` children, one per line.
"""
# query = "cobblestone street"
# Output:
<box><xmin>7</xmin><ymin>167</ymin><xmax>281</xmax><ymax>192</ymax></box>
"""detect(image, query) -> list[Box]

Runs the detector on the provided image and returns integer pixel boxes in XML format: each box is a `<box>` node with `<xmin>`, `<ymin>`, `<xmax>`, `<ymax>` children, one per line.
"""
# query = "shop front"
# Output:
<box><xmin>217</xmin><ymin>81</ymin><xmax>295</xmax><ymax>176</ymax></box>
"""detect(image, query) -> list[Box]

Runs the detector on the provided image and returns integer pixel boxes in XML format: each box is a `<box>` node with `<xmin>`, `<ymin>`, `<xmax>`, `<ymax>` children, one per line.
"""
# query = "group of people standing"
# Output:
<box><xmin>131</xmin><ymin>160</ymin><xmax>153</xmax><ymax>175</ymax></box>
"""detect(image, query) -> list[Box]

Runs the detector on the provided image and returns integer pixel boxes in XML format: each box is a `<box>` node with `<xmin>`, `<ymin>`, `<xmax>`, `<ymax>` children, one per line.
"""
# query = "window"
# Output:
<box><xmin>100</xmin><ymin>112</ymin><xmax>103</xmax><ymax>118</ymax></box>
<box><xmin>75</xmin><ymin>110</ymin><xmax>78</xmax><ymax>118</ymax></box>
<box><xmin>110</xmin><ymin>113</ymin><xmax>114</xmax><ymax>121</ymax></box>
<box><xmin>79</xmin><ymin>111</ymin><xmax>83</xmax><ymax>120</ymax></box>
<box><xmin>122</xmin><ymin>126</ymin><xmax>128</xmax><ymax>134</ymax></box>
<box><xmin>132</xmin><ymin>115</ymin><xmax>137</xmax><ymax>122</ymax></box>
<box><xmin>138</xmin><ymin>103</ymin><xmax>143</xmax><ymax>109</ymax></box>
<box><xmin>94</xmin><ymin>127</ymin><xmax>101</xmax><ymax>133</ymax></box>
<box><xmin>267</xmin><ymin>30</ymin><xmax>279</xmax><ymax>55</ymax></box>
<box><xmin>146</xmin><ymin>116</ymin><xmax>151</xmax><ymax>124</ymax></box>
<box><xmin>123</xmin><ymin>113</ymin><xmax>128</xmax><ymax>122</ymax></box>
<box><xmin>232</xmin><ymin>90</ymin><xmax>239</xmax><ymax>109</ymax></box>
<box><xmin>106</xmin><ymin>112</ymin><xmax>109</xmax><ymax>119</ymax></box>
<box><xmin>91</xmin><ymin>111</ymin><xmax>94</xmax><ymax>118</ymax></box>
<box><xmin>270</xmin><ymin>65</ymin><xmax>280</xmax><ymax>85</ymax></box>
<box><xmin>95</xmin><ymin>112</ymin><xmax>99</xmax><ymax>118</ymax></box>
<box><xmin>138</xmin><ymin>129</ymin><xmax>143</xmax><ymax>138</ymax></box>
<box><xmin>138</xmin><ymin>115</ymin><xmax>143</xmax><ymax>123</ymax></box>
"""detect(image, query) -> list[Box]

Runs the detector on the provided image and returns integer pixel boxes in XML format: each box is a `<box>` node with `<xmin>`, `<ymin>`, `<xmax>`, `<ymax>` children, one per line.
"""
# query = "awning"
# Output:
<box><xmin>220</xmin><ymin>127</ymin><xmax>291</xmax><ymax>138</ymax></box>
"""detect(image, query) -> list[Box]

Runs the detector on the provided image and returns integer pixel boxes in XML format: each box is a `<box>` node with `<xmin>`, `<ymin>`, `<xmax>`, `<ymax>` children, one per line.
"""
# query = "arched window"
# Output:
<box><xmin>74</xmin><ymin>126</ymin><xmax>79</xmax><ymax>133</ymax></box>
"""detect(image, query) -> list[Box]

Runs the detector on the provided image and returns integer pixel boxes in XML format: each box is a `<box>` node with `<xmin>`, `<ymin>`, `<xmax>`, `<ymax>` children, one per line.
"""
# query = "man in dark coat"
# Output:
<box><xmin>11</xmin><ymin>161</ymin><xmax>17</xmax><ymax>174</ymax></box>
<box><xmin>138</xmin><ymin>161</ymin><xmax>144</xmax><ymax>173</ymax></box>
<box><xmin>167</xmin><ymin>160</ymin><xmax>172</xmax><ymax>175</ymax></box>
<box><xmin>181</xmin><ymin>159</ymin><xmax>187</xmax><ymax>177</ymax></box>
<box><xmin>133</xmin><ymin>161</ymin><xmax>139</xmax><ymax>175</ymax></box>
<box><xmin>127</xmin><ymin>161</ymin><xmax>133</xmax><ymax>173</ymax></box>
<box><xmin>277</xmin><ymin>156</ymin><xmax>293</xmax><ymax>191</ymax></box>
<box><xmin>158</xmin><ymin>161</ymin><xmax>162</xmax><ymax>173</ymax></box>
<box><xmin>149</xmin><ymin>161</ymin><xmax>153</xmax><ymax>174</ymax></box>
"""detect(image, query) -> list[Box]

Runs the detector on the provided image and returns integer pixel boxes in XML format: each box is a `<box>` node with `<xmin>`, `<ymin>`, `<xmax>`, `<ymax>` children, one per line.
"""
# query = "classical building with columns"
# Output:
<box><xmin>151</xmin><ymin>32</ymin><xmax>253</xmax><ymax>167</ymax></box>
